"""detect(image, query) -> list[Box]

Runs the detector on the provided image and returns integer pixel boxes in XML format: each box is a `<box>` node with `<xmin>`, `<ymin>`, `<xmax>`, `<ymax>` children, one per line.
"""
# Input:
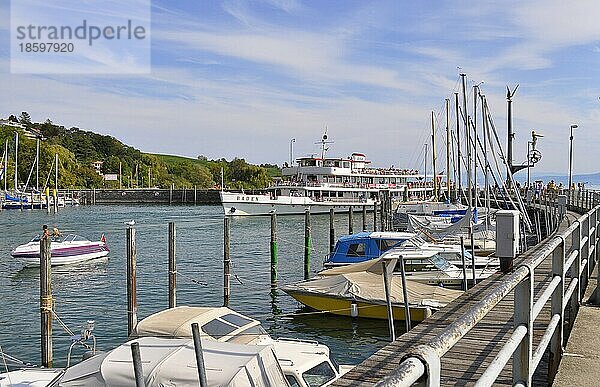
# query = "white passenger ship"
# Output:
<box><xmin>221</xmin><ymin>135</ymin><xmax>434</xmax><ymax>216</ymax></box>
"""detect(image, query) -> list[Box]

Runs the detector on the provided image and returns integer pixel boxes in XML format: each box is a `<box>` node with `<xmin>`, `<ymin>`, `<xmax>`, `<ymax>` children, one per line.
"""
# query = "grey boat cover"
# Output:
<box><xmin>407</xmin><ymin>208</ymin><xmax>473</xmax><ymax>239</ymax></box>
<box><xmin>59</xmin><ymin>337</ymin><xmax>288</xmax><ymax>387</ymax></box>
<box><xmin>286</xmin><ymin>257</ymin><xmax>462</xmax><ymax>308</ymax></box>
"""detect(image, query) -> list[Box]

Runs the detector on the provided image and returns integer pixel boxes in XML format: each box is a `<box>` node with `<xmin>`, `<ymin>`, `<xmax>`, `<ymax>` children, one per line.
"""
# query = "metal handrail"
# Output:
<box><xmin>377</xmin><ymin>191</ymin><xmax>600</xmax><ymax>387</ymax></box>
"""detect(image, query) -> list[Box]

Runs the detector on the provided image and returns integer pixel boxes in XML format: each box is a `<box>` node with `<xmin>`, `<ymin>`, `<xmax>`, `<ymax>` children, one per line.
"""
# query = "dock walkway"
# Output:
<box><xmin>333</xmin><ymin>212</ymin><xmax>582</xmax><ymax>386</ymax></box>
<box><xmin>553</xmin><ymin>270</ymin><xmax>600</xmax><ymax>387</ymax></box>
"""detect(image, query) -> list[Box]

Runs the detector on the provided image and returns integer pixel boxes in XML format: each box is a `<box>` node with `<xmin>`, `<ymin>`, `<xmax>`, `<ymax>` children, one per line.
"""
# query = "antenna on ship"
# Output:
<box><xmin>316</xmin><ymin>126</ymin><xmax>334</xmax><ymax>160</ymax></box>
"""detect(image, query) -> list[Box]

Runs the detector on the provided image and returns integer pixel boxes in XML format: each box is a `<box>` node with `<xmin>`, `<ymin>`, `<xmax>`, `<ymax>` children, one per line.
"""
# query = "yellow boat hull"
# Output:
<box><xmin>287</xmin><ymin>291</ymin><xmax>433</xmax><ymax>321</ymax></box>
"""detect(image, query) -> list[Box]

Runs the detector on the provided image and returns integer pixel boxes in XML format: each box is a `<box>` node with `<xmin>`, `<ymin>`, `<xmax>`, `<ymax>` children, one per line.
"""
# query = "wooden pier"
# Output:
<box><xmin>333</xmin><ymin>194</ymin><xmax>598</xmax><ymax>386</ymax></box>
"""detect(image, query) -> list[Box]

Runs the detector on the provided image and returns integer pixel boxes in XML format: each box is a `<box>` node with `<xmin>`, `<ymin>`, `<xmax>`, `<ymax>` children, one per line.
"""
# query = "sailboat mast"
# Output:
<box><xmin>3</xmin><ymin>139</ymin><xmax>7</xmax><ymax>192</ymax></box>
<box><xmin>473</xmin><ymin>85</ymin><xmax>479</xmax><ymax>209</ymax></box>
<box><xmin>431</xmin><ymin>111</ymin><xmax>437</xmax><ymax>201</ymax></box>
<box><xmin>54</xmin><ymin>153</ymin><xmax>58</xmax><ymax>193</ymax></box>
<box><xmin>36</xmin><ymin>138</ymin><xmax>40</xmax><ymax>191</ymax></box>
<box><xmin>460</xmin><ymin>73</ymin><xmax>472</xmax><ymax>210</ymax></box>
<box><xmin>424</xmin><ymin>143</ymin><xmax>428</xmax><ymax>199</ymax></box>
<box><xmin>454</xmin><ymin>92</ymin><xmax>461</xmax><ymax>201</ymax></box>
<box><xmin>445</xmin><ymin>98</ymin><xmax>451</xmax><ymax>200</ymax></box>
<box><xmin>14</xmin><ymin>132</ymin><xmax>18</xmax><ymax>192</ymax></box>
<box><xmin>481</xmin><ymin>94</ymin><xmax>490</xmax><ymax>227</ymax></box>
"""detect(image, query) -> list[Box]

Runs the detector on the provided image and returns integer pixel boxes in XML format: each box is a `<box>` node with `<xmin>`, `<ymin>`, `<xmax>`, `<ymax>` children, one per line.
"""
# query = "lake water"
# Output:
<box><xmin>0</xmin><ymin>204</ymin><xmax>397</xmax><ymax>368</ymax></box>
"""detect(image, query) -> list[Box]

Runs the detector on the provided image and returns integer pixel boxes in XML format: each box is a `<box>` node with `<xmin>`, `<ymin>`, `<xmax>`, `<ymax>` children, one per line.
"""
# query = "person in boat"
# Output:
<box><xmin>52</xmin><ymin>227</ymin><xmax>62</xmax><ymax>237</ymax></box>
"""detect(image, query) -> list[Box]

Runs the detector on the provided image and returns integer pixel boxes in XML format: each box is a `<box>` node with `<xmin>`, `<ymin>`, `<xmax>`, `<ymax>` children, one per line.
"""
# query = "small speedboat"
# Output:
<box><xmin>11</xmin><ymin>234</ymin><xmax>110</xmax><ymax>267</ymax></box>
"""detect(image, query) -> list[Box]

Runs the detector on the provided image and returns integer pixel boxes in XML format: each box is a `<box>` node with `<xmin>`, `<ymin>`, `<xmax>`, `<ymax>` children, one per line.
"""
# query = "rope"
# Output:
<box><xmin>176</xmin><ymin>271</ymin><xmax>207</xmax><ymax>286</ymax></box>
<box><xmin>52</xmin><ymin>310</ymin><xmax>75</xmax><ymax>337</ymax></box>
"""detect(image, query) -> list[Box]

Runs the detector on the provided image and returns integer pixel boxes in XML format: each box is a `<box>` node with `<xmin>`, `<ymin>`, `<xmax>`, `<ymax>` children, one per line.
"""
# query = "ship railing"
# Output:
<box><xmin>376</xmin><ymin>191</ymin><xmax>600</xmax><ymax>387</ymax></box>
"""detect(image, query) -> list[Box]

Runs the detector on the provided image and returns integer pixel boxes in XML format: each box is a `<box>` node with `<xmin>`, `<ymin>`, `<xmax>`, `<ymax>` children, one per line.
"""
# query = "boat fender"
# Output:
<box><xmin>230</xmin><ymin>207</ymin><xmax>236</xmax><ymax>213</ymax></box>
<box><xmin>350</xmin><ymin>301</ymin><xmax>359</xmax><ymax>318</ymax></box>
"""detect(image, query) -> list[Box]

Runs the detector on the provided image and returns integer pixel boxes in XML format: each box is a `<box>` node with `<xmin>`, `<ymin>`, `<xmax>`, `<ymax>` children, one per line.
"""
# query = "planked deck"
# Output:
<box><xmin>333</xmin><ymin>212</ymin><xmax>581</xmax><ymax>386</ymax></box>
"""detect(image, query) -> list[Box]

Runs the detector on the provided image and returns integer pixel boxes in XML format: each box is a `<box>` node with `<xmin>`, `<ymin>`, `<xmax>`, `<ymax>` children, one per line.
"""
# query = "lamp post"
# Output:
<box><xmin>568</xmin><ymin>124</ymin><xmax>578</xmax><ymax>192</ymax></box>
<box><xmin>289</xmin><ymin>138</ymin><xmax>296</xmax><ymax>166</ymax></box>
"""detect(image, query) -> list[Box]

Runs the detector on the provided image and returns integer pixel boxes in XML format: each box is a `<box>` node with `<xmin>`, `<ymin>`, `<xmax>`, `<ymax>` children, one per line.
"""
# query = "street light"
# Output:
<box><xmin>568</xmin><ymin>124</ymin><xmax>578</xmax><ymax>192</ymax></box>
<box><xmin>289</xmin><ymin>138</ymin><xmax>296</xmax><ymax>166</ymax></box>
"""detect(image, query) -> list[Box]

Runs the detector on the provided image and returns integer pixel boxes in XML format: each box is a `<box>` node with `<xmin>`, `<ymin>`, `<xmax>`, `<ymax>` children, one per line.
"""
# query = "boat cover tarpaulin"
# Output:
<box><xmin>407</xmin><ymin>208</ymin><xmax>473</xmax><ymax>239</ymax></box>
<box><xmin>60</xmin><ymin>337</ymin><xmax>288</xmax><ymax>387</ymax></box>
<box><xmin>289</xmin><ymin>258</ymin><xmax>462</xmax><ymax>308</ymax></box>
<box><xmin>131</xmin><ymin>306</ymin><xmax>252</xmax><ymax>339</ymax></box>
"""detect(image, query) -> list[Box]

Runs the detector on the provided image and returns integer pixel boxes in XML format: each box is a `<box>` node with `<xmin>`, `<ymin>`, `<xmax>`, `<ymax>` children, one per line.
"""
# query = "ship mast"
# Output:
<box><xmin>316</xmin><ymin>127</ymin><xmax>334</xmax><ymax>161</ymax></box>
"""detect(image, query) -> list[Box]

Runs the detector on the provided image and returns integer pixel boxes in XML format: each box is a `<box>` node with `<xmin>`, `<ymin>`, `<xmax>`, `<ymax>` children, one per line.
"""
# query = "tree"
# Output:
<box><xmin>8</xmin><ymin>115</ymin><xmax>18</xmax><ymax>123</ymax></box>
<box><xmin>19</xmin><ymin>112</ymin><xmax>31</xmax><ymax>126</ymax></box>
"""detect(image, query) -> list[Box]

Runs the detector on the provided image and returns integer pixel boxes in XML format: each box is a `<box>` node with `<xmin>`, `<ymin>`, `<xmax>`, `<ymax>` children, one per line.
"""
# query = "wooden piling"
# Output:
<box><xmin>470</xmin><ymin>226</ymin><xmax>477</xmax><ymax>286</ymax></box>
<box><xmin>270</xmin><ymin>213</ymin><xmax>278</xmax><ymax>288</ymax></box>
<box><xmin>45</xmin><ymin>187</ymin><xmax>50</xmax><ymax>214</ymax></box>
<box><xmin>194</xmin><ymin>185</ymin><xmax>197</xmax><ymax>205</ymax></box>
<box><xmin>348</xmin><ymin>207</ymin><xmax>354</xmax><ymax>234</ymax></box>
<box><xmin>460</xmin><ymin>236</ymin><xmax>467</xmax><ymax>291</ymax></box>
<box><xmin>329</xmin><ymin>208</ymin><xmax>335</xmax><ymax>254</ymax></box>
<box><xmin>362</xmin><ymin>205</ymin><xmax>367</xmax><ymax>231</ymax></box>
<box><xmin>40</xmin><ymin>232</ymin><xmax>52</xmax><ymax>367</ymax></box>
<box><xmin>130</xmin><ymin>342</ymin><xmax>145</xmax><ymax>387</ymax></box>
<box><xmin>127</xmin><ymin>227</ymin><xmax>137</xmax><ymax>336</ymax></box>
<box><xmin>169</xmin><ymin>184</ymin><xmax>173</xmax><ymax>205</ymax></box>
<box><xmin>304</xmin><ymin>209</ymin><xmax>311</xmax><ymax>280</ymax></box>
<box><xmin>53</xmin><ymin>188</ymin><xmax>58</xmax><ymax>213</ymax></box>
<box><xmin>168</xmin><ymin>222</ymin><xmax>176</xmax><ymax>308</ymax></box>
<box><xmin>191</xmin><ymin>323</ymin><xmax>208</xmax><ymax>387</ymax></box>
<box><xmin>223</xmin><ymin>217</ymin><xmax>231</xmax><ymax>306</ymax></box>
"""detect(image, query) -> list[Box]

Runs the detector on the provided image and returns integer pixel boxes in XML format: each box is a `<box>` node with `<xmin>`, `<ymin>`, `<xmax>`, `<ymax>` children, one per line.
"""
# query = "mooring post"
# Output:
<box><xmin>397</xmin><ymin>256</ymin><xmax>412</xmax><ymax>333</ymax></box>
<box><xmin>304</xmin><ymin>209</ymin><xmax>311</xmax><ymax>280</ymax></box>
<box><xmin>40</xmin><ymin>231</ymin><xmax>53</xmax><ymax>367</ymax></box>
<box><xmin>92</xmin><ymin>188</ymin><xmax>96</xmax><ymax>205</ymax></box>
<box><xmin>270</xmin><ymin>212</ymin><xmax>278</xmax><ymax>288</ymax></box>
<box><xmin>373</xmin><ymin>202</ymin><xmax>378</xmax><ymax>231</ymax></box>
<box><xmin>223</xmin><ymin>217</ymin><xmax>231</xmax><ymax>306</ymax></box>
<box><xmin>169</xmin><ymin>184</ymin><xmax>173</xmax><ymax>205</ymax></box>
<box><xmin>470</xmin><ymin>225</ymin><xmax>477</xmax><ymax>286</ymax></box>
<box><xmin>45</xmin><ymin>187</ymin><xmax>50</xmax><ymax>214</ymax></box>
<box><xmin>53</xmin><ymin>188</ymin><xmax>58</xmax><ymax>213</ymax></box>
<box><xmin>460</xmin><ymin>236</ymin><xmax>468</xmax><ymax>291</ymax></box>
<box><xmin>127</xmin><ymin>227</ymin><xmax>138</xmax><ymax>336</ymax></box>
<box><xmin>194</xmin><ymin>185</ymin><xmax>197</xmax><ymax>205</ymax></box>
<box><xmin>191</xmin><ymin>323</ymin><xmax>209</xmax><ymax>387</ymax></box>
<box><xmin>362</xmin><ymin>205</ymin><xmax>367</xmax><ymax>231</ymax></box>
<box><xmin>168</xmin><ymin>222</ymin><xmax>176</xmax><ymax>308</ymax></box>
<box><xmin>329</xmin><ymin>208</ymin><xmax>335</xmax><ymax>254</ymax></box>
<box><xmin>130</xmin><ymin>342</ymin><xmax>145</xmax><ymax>387</ymax></box>
<box><xmin>348</xmin><ymin>206</ymin><xmax>354</xmax><ymax>234</ymax></box>
<box><xmin>380</xmin><ymin>199</ymin><xmax>386</xmax><ymax>231</ymax></box>
<box><xmin>381</xmin><ymin>261</ymin><xmax>396</xmax><ymax>341</ymax></box>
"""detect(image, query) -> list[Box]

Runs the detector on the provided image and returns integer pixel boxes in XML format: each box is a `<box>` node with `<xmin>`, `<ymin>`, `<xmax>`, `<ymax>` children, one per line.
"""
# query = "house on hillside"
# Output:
<box><xmin>91</xmin><ymin>160</ymin><xmax>104</xmax><ymax>175</ymax></box>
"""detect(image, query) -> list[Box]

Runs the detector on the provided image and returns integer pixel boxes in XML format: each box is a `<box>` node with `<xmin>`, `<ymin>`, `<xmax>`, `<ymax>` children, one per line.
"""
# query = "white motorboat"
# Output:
<box><xmin>132</xmin><ymin>306</ymin><xmax>350</xmax><ymax>387</ymax></box>
<box><xmin>11</xmin><ymin>234</ymin><xmax>110</xmax><ymax>267</ymax></box>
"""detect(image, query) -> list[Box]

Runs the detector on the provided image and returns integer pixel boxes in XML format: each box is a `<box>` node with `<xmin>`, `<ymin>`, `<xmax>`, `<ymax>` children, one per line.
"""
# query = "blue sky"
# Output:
<box><xmin>2</xmin><ymin>0</ymin><xmax>600</xmax><ymax>174</ymax></box>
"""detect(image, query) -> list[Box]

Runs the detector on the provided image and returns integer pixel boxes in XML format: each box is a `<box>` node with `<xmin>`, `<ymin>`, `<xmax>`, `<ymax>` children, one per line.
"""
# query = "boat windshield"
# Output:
<box><xmin>29</xmin><ymin>235</ymin><xmax>41</xmax><ymax>243</ymax></box>
<box><xmin>430</xmin><ymin>255</ymin><xmax>452</xmax><ymax>271</ymax></box>
<box><xmin>302</xmin><ymin>361</ymin><xmax>336</xmax><ymax>387</ymax></box>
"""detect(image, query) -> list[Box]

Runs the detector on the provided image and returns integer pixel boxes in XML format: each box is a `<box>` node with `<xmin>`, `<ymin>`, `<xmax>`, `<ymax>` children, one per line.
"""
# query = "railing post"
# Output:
<box><xmin>558</xmin><ymin>195</ymin><xmax>566</xmax><ymax>222</ymax></box>
<box><xmin>513</xmin><ymin>266</ymin><xmax>534</xmax><ymax>386</ymax></box>
<box><xmin>582</xmin><ymin>215</ymin><xmax>590</xmax><ymax>290</ymax></box>
<box><xmin>570</xmin><ymin>221</ymin><xmax>581</xmax><ymax>319</ymax></box>
<box><xmin>548</xmin><ymin>237</ymin><xmax>565</xmax><ymax>383</ymax></box>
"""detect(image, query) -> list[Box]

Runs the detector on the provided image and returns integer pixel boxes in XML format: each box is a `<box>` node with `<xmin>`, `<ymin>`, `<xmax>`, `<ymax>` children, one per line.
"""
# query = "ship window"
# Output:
<box><xmin>302</xmin><ymin>361</ymin><xmax>336</xmax><ymax>387</ymax></box>
<box><xmin>343</xmin><ymin>162</ymin><xmax>350</xmax><ymax>168</ymax></box>
<box><xmin>202</xmin><ymin>319</ymin><xmax>238</xmax><ymax>339</ymax></box>
<box><xmin>377</xmin><ymin>239</ymin><xmax>402</xmax><ymax>252</ymax></box>
<box><xmin>347</xmin><ymin>243</ymin><xmax>366</xmax><ymax>257</ymax></box>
